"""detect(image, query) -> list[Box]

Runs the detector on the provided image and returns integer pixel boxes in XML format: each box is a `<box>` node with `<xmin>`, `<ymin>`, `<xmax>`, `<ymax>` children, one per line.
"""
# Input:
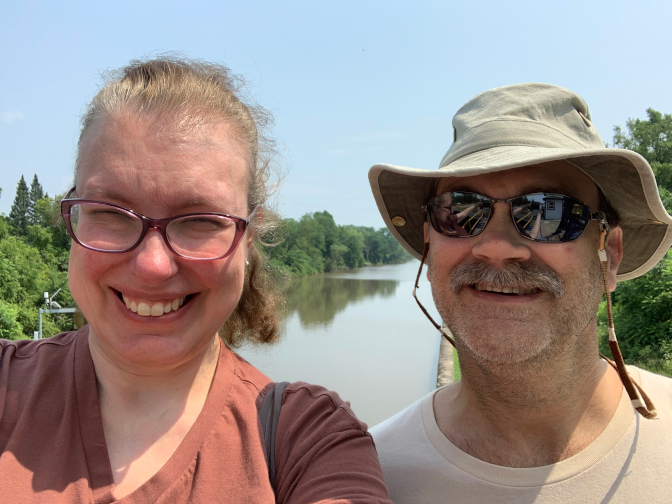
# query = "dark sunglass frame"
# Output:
<box><xmin>423</xmin><ymin>191</ymin><xmax>603</xmax><ymax>243</ymax></box>
<box><xmin>60</xmin><ymin>188</ymin><xmax>256</xmax><ymax>260</ymax></box>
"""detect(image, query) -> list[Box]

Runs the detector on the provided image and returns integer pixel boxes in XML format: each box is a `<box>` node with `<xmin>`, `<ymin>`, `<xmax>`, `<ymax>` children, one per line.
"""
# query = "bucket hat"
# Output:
<box><xmin>369</xmin><ymin>83</ymin><xmax>672</xmax><ymax>281</ymax></box>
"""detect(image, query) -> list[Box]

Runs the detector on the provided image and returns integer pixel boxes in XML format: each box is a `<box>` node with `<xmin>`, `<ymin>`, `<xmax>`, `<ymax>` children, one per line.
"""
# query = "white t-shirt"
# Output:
<box><xmin>371</xmin><ymin>367</ymin><xmax>672</xmax><ymax>504</ymax></box>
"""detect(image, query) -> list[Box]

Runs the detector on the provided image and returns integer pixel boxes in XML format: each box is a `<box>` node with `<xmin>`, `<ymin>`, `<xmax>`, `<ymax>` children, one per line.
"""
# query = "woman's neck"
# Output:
<box><xmin>88</xmin><ymin>330</ymin><xmax>221</xmax><ymax>498</ymax></box>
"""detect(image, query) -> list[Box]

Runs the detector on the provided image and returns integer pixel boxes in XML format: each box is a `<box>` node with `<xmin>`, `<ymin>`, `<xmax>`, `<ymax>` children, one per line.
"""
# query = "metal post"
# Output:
<box><xmin>38</xmin><ymin>309</ymin><xmax>43</xmax><ymax>339</ymax></box>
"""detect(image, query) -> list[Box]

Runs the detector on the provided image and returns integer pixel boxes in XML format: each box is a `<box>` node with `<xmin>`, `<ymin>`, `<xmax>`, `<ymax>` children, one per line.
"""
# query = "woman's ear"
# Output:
<box><xmin>605</xmin><ymin>226</ymin><xmax>623</xmax><ymax>292</ymax></box>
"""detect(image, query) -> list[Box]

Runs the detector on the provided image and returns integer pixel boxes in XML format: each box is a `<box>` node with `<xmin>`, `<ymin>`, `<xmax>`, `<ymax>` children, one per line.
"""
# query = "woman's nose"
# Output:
<box><xmin>130</xmin><ymin>229</ymin><xmax>178</xmax><ymax>283</ymax></box>
<box><xmin>470</xmin><ymin>203</ymin><xmax>532</xmax><ymax>266</ymax></box>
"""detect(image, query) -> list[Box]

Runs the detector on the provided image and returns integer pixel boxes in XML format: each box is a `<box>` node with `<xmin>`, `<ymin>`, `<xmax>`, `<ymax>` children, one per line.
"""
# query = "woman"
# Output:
<box><xmin>0</xmin><ymin>57</ymin><xmax>391</xmax><ymax>503</ymax></box>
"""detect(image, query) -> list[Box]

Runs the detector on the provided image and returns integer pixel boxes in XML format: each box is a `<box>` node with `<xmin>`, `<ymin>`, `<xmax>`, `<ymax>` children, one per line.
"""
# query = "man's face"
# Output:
<box><xmin>426</xmin><ymin>161</ymin><xmax>622</xmax><ymax>372</ymax></box>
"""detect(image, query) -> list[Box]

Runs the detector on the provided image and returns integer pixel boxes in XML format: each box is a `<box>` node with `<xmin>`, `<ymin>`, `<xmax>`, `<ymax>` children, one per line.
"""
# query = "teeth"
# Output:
<box><xmin>137</xmin><ymin>302</ymin><xmax>151</xmax><ymax>316</ymax></box>
<box><xmin>120</xmin><ymin>293</ymin><xmax>187</xmax><ymax>317</ymax></box>
<box><xmin>473</xmin><ymin>284</ymin><xmax>538</xmax><ymax>295</ymax></box>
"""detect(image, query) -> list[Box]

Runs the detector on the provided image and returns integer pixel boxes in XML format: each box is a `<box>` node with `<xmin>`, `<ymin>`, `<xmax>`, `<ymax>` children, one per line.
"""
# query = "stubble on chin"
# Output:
<box><xmin>428</xmin><ymin>258</ymin><xmax>604</xmax><ymax>375</ymax></box>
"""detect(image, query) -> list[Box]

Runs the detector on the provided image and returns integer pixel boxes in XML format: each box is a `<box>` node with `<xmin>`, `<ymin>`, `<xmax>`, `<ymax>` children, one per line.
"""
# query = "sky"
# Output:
<box><xmin>1</xmin><ymin>0</ymin><xmax>671</xmax><ymax>227</ymax></box>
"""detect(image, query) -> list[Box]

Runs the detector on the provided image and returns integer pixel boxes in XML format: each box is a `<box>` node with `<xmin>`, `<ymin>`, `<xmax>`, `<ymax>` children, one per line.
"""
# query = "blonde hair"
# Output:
<box><xmin>76</xmin><ymin>55</ymin><xmax>284</xmax><ymax>346</ymax></box>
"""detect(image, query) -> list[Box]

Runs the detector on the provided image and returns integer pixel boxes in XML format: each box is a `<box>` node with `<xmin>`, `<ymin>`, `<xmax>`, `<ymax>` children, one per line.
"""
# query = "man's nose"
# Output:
<box><xmin>130</xmin><ymin>229</ymin><xmax>178</xmax><ymax>283</ymax></box>
<box><xmin>470</xmin><ymin>202</ymin><xmax>532</xmax><ymax>266</ymax></box>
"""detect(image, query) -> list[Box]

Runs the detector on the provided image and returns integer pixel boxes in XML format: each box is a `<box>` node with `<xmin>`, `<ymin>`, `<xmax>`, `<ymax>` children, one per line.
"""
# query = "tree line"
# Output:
<box><xmin>263</xmin><ymin>211</ymin><xmax>411</xmax><ymax>277</ymax></box>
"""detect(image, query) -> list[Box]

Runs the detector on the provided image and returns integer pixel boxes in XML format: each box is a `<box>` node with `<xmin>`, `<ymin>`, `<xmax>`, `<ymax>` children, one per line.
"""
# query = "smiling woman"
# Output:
<box><xmin>0</xmin><ymin>56</ymin><xmax>391</xmax><ymax>503</ymax></box>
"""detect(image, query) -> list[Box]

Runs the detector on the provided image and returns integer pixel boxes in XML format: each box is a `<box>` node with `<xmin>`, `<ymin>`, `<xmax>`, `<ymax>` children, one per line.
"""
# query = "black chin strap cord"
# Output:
<box><xmin>412</xmin><ymin>242</ymin><xmax>456</xmax><ymax>348</ymax></box>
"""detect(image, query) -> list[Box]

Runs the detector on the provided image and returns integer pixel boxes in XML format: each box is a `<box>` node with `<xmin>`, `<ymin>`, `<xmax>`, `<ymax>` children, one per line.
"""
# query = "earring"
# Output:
<box><xmin>245</xmin><ymin>259</ymin><xmax>250</xmax><ymax>277</ymax></box>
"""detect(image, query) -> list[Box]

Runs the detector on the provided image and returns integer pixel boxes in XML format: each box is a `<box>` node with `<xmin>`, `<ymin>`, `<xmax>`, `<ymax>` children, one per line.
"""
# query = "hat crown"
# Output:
<box><xmin>440</xmin><ymin>83</ymin><xmax>606</xmax><ymax>168</ymax></box>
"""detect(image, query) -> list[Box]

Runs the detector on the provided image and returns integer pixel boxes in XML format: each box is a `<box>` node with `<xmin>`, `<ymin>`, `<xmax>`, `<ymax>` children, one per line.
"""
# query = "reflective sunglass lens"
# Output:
<box><xmin>511</xmin><ymin>193</ymin><xmax>591</xmax><ymax>242</ymax></box>
<box><xmin>429</xmin><ymin>192</ymin><xmax>491</xmax><ymax>237</ymax></box>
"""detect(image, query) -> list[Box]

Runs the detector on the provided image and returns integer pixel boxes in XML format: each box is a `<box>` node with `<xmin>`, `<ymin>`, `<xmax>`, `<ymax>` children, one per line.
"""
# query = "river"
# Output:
<box><xmin>237</xmin><ymin>260</ymin><xmax>444</xmax><ymax>427</ymax></box>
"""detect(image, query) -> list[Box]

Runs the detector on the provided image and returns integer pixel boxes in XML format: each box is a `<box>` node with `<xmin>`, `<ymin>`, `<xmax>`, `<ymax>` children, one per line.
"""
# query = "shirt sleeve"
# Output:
<box><xmin>272</xmin><ymin>382</ymin><xmax>392</xmax><ymax>504</ymax></box>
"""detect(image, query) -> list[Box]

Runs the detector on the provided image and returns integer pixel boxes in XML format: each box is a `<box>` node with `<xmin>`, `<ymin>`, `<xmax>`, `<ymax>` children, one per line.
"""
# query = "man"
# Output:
<box><xmin>368</xmin><ymin>84</ymin><xmax>672</xmax><ymax>503</ymax></box>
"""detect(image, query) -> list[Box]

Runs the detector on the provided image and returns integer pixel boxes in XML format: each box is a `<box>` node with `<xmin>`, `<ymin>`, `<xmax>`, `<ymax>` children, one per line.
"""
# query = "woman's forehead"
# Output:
<box><xmin>76</xmin><ymin>112</ymin><xmax>251</xmax><ymax>213</ymax></box>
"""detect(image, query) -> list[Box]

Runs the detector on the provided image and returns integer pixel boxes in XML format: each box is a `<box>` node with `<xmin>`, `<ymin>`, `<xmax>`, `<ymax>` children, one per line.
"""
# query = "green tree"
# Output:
<box><xmin>613</xmin><ymin>108</ymin><xmax>672</xmax><ymax>192</ymax></box>
<box><xmin>28</xmin><ymin>174</ymin><xmax>44</xmax><ymax>225</ymax></box>
<box><xmin>339</xmin><ymin>226</ymin><xmax>365</xmax><ymax>269</ymax></box>
<box><xmin>612</xmin><ymin>250</ymin><xmax>672</xmax><ymax>356</ymax></box>
<box><xmin>8</xmin><ymin>175</ymin><xmax>31</xmax><ymax>236</ymax></box>
<box><xmin>0</xmin><ymin>300</ymin><xmax>24</xmax><ymax>340</ymax></box>
<box><xmin>263</xmin><ymin>211</ymin><xmax>410</xmax><ymax>277</ymax></box>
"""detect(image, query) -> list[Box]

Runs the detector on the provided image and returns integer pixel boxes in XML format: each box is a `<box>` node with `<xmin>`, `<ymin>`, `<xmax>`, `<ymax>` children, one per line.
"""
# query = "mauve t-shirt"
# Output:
<box><xmin>0</xmin><ymin>327</ymin><xmax>391</xmax><ymax>503</ymax></box>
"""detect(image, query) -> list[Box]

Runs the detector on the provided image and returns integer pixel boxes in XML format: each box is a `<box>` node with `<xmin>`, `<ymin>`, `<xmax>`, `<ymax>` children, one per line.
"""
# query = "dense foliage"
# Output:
<box><xmin>264</xmin><ymin>211</ymin><xmax>411</xmax><ymax>276</ymax></box>
<box><xmin>598</xmin><ymin>108</ymin><xmax>672</xmax><ymax>376</ymax></box>
<box><xmin>0</xmin><ymin>176</ymin><xmax>75</xmax><ymax>339</ymax></box>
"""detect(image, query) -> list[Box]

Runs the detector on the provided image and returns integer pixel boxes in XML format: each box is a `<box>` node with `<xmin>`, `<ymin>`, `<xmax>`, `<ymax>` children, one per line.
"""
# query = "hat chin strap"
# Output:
<box><xmin>413</xmin><ymin>231</ymin><xmax>657</xmax><ymax>419</ymax></box>
<box><xmin>413</xmin><ymin>242</ymin><xmax>456</xmax><ymax>348</ymax></box>
<box><xmin>598</xmin><ymin>221</ymin><xmax>657</xmax><ymax>419</ymax></box>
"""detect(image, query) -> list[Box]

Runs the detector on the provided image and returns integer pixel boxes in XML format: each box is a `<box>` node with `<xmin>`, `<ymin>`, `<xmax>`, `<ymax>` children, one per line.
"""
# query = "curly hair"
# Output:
<box><xmin>75</xmin><ymin>54</ymin><xmax>284</xmax><ymax>346</ymax></box>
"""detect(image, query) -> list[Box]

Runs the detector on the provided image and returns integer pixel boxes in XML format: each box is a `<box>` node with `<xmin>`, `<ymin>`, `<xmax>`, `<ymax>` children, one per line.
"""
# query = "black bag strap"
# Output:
<box><xmin>258</xmin><ymin>381</ymin><xmax>290</xmax><ymax>489</ymax></box>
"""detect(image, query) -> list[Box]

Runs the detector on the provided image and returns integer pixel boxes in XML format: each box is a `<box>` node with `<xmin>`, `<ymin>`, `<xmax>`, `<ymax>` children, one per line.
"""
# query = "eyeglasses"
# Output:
<box><xmin>423</xmin><ymin>191</ymin><xmax>603</xmax><ymax>243</ymax></box>
<box><xmin>61</xmin><ymin>188</ymin><xmax>256</xmax><ymax>260</ymax></box>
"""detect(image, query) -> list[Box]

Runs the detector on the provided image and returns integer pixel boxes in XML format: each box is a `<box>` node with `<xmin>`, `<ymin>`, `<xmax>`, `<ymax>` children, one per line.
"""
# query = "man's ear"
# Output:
<box><xmin>605</xmin><ymin>226</ymin><xmax>623</xmax><ymax>292</ymax></box>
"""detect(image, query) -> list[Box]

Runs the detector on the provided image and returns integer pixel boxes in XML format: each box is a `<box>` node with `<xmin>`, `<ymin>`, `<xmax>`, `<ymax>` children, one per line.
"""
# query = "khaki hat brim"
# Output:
<box><xmin>369</xmin><ymin>146</ymin><xmax>672</xmax><ymax>281</ymax></box>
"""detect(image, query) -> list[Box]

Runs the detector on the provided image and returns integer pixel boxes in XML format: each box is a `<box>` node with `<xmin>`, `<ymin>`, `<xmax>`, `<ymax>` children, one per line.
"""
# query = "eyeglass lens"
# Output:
<box><xmin>428</xmin><ymin>191</ymin><xmax>591</xmax><ymax>242</ymax></box>
<box><xmin>69</xmin><ymin>202</ymin><xmax>240</xmax><ymax>259</ymax></box>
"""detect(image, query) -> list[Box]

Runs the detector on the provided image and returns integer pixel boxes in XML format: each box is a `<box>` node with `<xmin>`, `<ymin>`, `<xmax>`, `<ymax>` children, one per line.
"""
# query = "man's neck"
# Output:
<box><xmin>434</xmin><ymin>338</ymin><xmax>624</xmax><ymax>468</ymax></box>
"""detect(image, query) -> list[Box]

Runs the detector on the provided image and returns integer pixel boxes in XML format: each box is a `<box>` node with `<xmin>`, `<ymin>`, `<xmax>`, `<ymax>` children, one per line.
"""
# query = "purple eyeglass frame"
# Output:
<box><xmin>60</xmin><ymin>187</ymin><xmax>257</xmax><ymax>260</ymax></box>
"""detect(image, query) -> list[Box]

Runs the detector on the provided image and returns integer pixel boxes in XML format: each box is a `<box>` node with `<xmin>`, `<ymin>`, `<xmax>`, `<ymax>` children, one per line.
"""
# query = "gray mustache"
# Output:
<box><xmin>450</xmin><ymin>261</ymin><xmax>564</xmax><ymax>298</ymax></box>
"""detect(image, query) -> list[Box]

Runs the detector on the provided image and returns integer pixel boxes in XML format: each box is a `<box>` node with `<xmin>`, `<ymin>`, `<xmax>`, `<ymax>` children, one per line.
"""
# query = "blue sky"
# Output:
<box><xmin>1</xmin><ymin>0</ymin><xmax>671</xmax><ymax>227</ymax></box>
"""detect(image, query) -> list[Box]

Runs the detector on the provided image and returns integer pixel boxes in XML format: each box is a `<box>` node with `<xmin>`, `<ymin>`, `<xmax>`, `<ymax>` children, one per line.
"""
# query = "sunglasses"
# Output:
<box><xmin>423</xmin><ymin>191</ymin><xmax>603</xmax><ymax>242</ymax></box>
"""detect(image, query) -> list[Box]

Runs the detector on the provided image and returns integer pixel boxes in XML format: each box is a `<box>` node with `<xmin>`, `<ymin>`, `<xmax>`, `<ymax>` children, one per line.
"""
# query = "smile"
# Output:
<box><xmin>472</xmin><ymin>283</ymin><xmax>539</xmax><ymax>296</ymax></box>
<box><xmin>117</xmin><ymin>291</ymin><xmax>194</xmax><ymax>317</ymax></box>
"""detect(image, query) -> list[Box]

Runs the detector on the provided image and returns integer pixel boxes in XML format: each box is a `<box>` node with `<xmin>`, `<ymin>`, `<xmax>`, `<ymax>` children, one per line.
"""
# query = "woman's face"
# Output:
<box><xmin>69</xmin><ymin>111</ymin><xmax>253</xmax><ymax>370</ymax></box>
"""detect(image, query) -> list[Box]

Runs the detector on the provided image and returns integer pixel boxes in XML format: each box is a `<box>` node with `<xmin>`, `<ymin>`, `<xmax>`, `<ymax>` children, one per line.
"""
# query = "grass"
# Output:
<box><xmin>453</xmin><ymin>346</ymin><xmax>461</xmax><ymax>381</ymax></box>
